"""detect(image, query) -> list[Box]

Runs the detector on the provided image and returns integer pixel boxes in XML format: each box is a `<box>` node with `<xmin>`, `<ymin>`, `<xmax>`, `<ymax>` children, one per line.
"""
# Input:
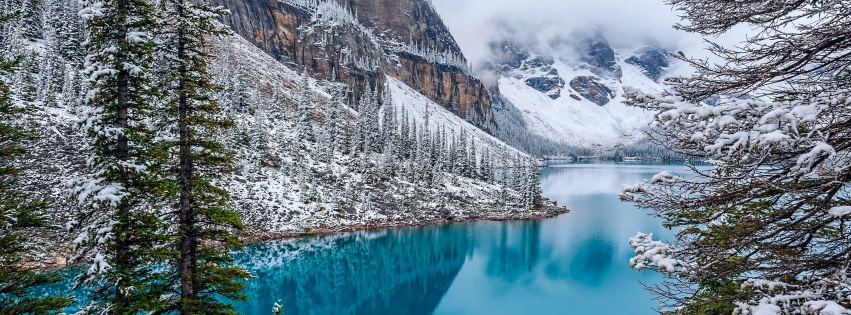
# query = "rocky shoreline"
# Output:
<box><xmin>246</xmin><ymin>201</ymin><xmax>569</xmax><ymax>242</ymax></box>
<box><xmin>31</xmin><ymin>201</ymin><xmax>568</xmax><ymax>270</ymax></box>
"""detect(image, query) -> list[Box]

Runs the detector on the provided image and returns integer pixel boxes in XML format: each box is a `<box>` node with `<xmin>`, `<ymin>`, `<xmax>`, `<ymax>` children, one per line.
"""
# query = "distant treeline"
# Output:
<box><xmin>489</xmin><ymin>96</ymin><xmax>690</xmax><ymax>161</ymax></box>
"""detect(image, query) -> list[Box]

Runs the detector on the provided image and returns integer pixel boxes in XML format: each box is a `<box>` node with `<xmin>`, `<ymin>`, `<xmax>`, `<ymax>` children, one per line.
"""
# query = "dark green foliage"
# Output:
<box><xmin>72</xmin><ymin>0</ymin><xmax>176</xmax><ymax>312</ymax></box>
<box><xmin>158</xmin><ymin>0</ymin><xmax>250</xmax><ymax>312</ymax></box>
<box><xmin>0</xmin><ymin>14</ymin><xmax>74</xmax><ymax>314</ymax></box>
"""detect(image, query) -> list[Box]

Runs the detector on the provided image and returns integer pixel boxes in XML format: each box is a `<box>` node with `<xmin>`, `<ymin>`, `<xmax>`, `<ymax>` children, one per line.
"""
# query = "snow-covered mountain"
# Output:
<box><xmin>483</xmin><ymin>33</ymin><xmax>680</xmax><ymax>154</ymax></box>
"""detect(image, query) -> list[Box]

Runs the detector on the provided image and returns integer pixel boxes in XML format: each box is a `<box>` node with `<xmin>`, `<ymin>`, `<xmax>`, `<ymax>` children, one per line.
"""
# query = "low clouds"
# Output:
<box><xmin>431</xmin><ymin>0</ymin><xmax>703</xmax><ymax>64</ymax></box>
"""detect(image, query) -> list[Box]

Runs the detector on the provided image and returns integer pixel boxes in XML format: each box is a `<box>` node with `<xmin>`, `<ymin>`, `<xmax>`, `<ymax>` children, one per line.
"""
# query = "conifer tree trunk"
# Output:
<box><xmin>113</xmin><ymin>0</ymin><xmax>132</xmax><ymax>307</ymax></box>
<box><xmin>175</xmin><ymin>4</ymin><xmax>197</xmax><ymax>308</ymax></box>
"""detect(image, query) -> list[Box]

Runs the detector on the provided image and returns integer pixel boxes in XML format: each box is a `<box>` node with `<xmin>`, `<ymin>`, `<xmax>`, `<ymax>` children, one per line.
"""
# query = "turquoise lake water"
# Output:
<box><xmin>232</xmin><ymin>161</ymin><xmax>690</xmax><ymax>315</ymax></box>
<box><xmin>38</xmin><ymin>161</ymin><xmax>696</xmax><ymax>314</ymax></box>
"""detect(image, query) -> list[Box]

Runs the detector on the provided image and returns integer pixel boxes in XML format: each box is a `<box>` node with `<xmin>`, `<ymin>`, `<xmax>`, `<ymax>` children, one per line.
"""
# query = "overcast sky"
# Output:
<box><xmin>430</xmin><ymin>0</ymin><xmax>715</xmax><ymax>63</ymax></box>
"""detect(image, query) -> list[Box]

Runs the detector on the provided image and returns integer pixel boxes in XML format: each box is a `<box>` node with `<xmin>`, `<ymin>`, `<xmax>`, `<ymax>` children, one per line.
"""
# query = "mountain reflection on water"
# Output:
<box><xmin>232</xmin><ymin>162</ymin><xmax>691</xmax><ymax>315</ymax></box>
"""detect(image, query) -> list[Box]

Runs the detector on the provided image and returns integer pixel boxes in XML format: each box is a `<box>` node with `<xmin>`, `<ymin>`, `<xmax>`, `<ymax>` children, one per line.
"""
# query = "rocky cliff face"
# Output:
<box><xmin>212</xmin><ymin>0</ymin><xmax>494</xmax><ymax>128</ymax></box>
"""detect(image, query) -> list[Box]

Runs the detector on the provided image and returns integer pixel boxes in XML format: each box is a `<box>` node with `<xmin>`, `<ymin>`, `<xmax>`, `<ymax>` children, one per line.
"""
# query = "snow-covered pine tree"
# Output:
<box><xmin>366</xmin><ymin>87</ymin><xmax>381</xmax><ymax>153</ymax></box>
<box><xmin>158</xmin><ymin>0</ymin><xmax>250</xmax><ymax>311</ymax></box>
<box><xmin>230</xmin><ymin>63</ymin><xmax>249</xmax><ymax>112</ymax></box>
<box><xmin>519</xmin><ymin>160</ymin><xmax>534</xmax><ymax>209</ymax></box>
<box><xmin>318</xmin><ymin>101</ymin><xmax>334</xmax><ymax>163</ymax></box>
<box><xmin>622</xmin><ymin>2</ymin><xmax>851</xmax><ymax>314</ymax></box>
<box><xmin>457</xmin><ymin>130</ymin><xmax>469</xmax><ymax>177</ymax></box>
<box><xmin>380</xmin><ymin>89</ymin><xmax>396</xmax><ymax>153</ymax></box>
<box><xmin>71</xmin><ymin>0</ymin><xmax>172</xmax><ymax>312</ymax></box>
<box><xmin>409</xmin><ymin>119</ymin><xmax>418</xmax><ymax>162</ymax></box>
<box><xmin>18</xmin><ymin>54</ymin><xmax>36</xmax><ymax>101</ymax></box>
<box><xmin>381</xmin><ymin>131</ymin><xmax>397</xmax><ymax>177</ymax></box>
<box><xmin>351</xmin><ymin>91</ymin><xmax>370</xmax><ymax>154</ymax></box>
<box><xmin>251</xmin><ymin>98</ymin><xmax>271</xmax><ymax>168</ymax></box>
<box><xmin>270</xmin><ymin>87</ymin><xmax>286</xmax><ymax>114</ymax></box>
<box><xmin>340</xmin><ymin>108</ymin><xmax>353</xmax><ymax>156</ymax></box>
<box><xmin>0</xmin><ymin>20</ymin><xmax>73</xmax><ymax>313</ymax></box>
<box><xmin>38</xmin><ymin>25</ymin><xmax>63</xmax><ymax>105</ymax></box>
<box><xmin>479</xmin><ymin>147</ymin><xmax>491</xmax><ymax>182</ymax></box>
<box><xmin>447</xmin><ymin>130</ymin><xmax>458</xmax><ymax>175</ymax></box>
<box><xmin>437</xmin><ymin>125</ymin><xmax>448</xmax><ymax>172</ymax></box>
<box><xmin>526</xmin><ymin>159</ymin><xmax>542</xmax><ymax>209</ymax></box>
<box><xmin>416</xmin><ymin>122</ymin><xmax>431</xmax><ymax>184</ymax></box>
<box><xmin>296</xmin><ymin>71</ymin><xmax>315</xmax><ymax>142</ymax></box>
<box><xmin>467</xmin><ymin>136</ymin><xmax>477</xmax><ymax>179</ymax></box>
<box><xmin>398</xmin><ymin>107</ymin><xmax>410</xmax><ymax>159</ymax></box>
<box><xmin>510</xmin><ymin>154</ymin><xmax>524</xmax><ymax>191</ymax></box>
<box><xmin>18</xmin><ymin>0</ymin><xmax>42</xmax><ymax>41</ymax></box>
<box><xmin>324</xmin><ymin>84</ymin><xmax>346</xmax><ymax>158</ymax></box>
<box><xmin>57</xmin><ymin>0</ymin><xmax>83</xmax><ymax>63</ymax></box>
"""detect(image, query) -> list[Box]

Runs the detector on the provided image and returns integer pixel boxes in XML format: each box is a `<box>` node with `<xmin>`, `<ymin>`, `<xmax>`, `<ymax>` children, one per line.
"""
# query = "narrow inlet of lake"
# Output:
<box><xmin>232</xmin><ymin>161</ymin><xmax>690</xmax><ymax>315</ymax></box>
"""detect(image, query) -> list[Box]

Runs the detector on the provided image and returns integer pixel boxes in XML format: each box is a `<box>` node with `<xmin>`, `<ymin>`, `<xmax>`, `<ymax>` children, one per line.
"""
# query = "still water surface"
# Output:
<box><xmin>41</xmin><ymin>162</ymin><xmax>695</xmax><ymax>314</ymax></box>
<box><xmin>232</xmin><ymin>162</ymin><xmax>691</xmax><ymax>315</ymax></box>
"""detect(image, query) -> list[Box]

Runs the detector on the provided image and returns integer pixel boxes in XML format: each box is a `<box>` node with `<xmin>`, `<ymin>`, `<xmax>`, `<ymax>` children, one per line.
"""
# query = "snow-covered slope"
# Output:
<box><xmin>387</xmin><ymin>76</ymin><xmax>524</xmax><ymax>158</ymax></box>
<box><xmin>210</xmin><ymin>34</ymin><xmax>556</xmax><ymax>235</ymax></box>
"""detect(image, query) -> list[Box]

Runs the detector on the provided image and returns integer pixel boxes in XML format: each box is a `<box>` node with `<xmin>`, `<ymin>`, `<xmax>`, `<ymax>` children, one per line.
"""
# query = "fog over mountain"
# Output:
<box><xmin>431</xmin><ymin>0</ymin><xmax>685</xmax><ymax>62</ymax></box>
<box><xmin>431</xmin><ymin>0</ymin><xmax>751</xmax><ymax>67</ymax></box>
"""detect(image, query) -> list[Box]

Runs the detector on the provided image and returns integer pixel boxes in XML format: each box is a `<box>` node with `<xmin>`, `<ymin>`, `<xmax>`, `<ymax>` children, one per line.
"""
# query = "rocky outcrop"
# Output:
<box><xmin>579</xmin><ymin>38</ymin><xmax>622</xmax><ymax>79</ymax></box>
<box><xmin>625</xmin><ymin>47</ymin><xmax>670</xmax><ymax>82</ymax></box>
<box><xmin>212</xmin><ymin>0</ymin><xmax>494</xmax><ymax>128</ymax></box>
<box><xmin>525</xmin><ymin>76</ymin><xmax>564</xmax><ymax>99</ymax></box>
<box><xmin>569</xmin><ymin>76</ymin><xmax>614</xmax><ymax>106</ymax></box>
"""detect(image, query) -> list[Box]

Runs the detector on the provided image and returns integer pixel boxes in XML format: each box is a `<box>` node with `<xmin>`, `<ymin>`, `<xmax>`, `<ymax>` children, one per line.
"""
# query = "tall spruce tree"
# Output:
<box><xmin>0</xmin><ymin>15</ymin><xmax>74</xmax><ymax>313</ymax></box>
<box><xmin>71</xmin><ymin>0</ymin><xmax>173</xmax><ymax>312</ymax></box>
<box><xmin>322</xmin><ymin>90</ymin><xmax>340</xmax><ymax>162</ymax></box>
<box><xmin>296</xmin><ymin>72</ymin><xmax>314</xmax><ymax>142</ymax></box>
<box><xmin>158</xmin><ymin>0</ymin><xmax>250</xmax><ymax>313</ymax></box>
<box><xmin>18</xmin><ymin>0</ymin><xmax>42</xmax><ymax>41</ymax></box>
<box><xmin>525</xmin><ymin>159</ymin><xmax>542</xmax><ymax>209</ymax></box>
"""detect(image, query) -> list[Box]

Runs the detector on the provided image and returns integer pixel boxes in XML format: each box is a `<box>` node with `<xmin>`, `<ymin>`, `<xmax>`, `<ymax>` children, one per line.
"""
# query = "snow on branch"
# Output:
<box><xmin>629</xmin><ymin>232</ymin><xmax>689</xmax><ymax>273</ymax></box>
<box><xmin>734</xmin><ymin>276</ymin><xmax>851</xmax><ymax>315</ymax></box>
<box><xmin>626</xmin><ymin>87</ymin><xmax>850</xmax><ymax>174</ymax></box>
